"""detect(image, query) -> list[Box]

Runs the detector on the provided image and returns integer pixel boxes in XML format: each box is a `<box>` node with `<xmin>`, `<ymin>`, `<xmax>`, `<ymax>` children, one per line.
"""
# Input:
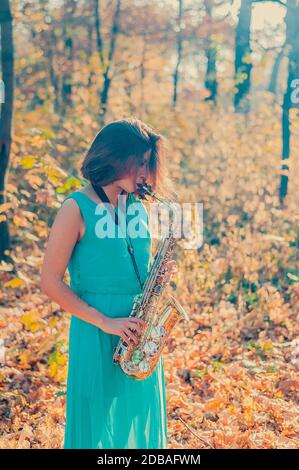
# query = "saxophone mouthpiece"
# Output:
<box><xmin>136</xmin><ymin>182</ymin><xmax>154</xmax><ymax>200</ymax></box>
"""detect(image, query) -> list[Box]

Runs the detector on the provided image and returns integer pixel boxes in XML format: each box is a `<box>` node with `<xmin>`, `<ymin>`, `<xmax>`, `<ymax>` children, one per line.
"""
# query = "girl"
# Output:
<box><xmin>40</xmin><ymin>117</ymin><xmax>177</xmax><ymax>449</ymax></box>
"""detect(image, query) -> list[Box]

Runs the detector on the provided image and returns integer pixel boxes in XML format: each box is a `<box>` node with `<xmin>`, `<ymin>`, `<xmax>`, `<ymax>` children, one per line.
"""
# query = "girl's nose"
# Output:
<box><xmin>138</xmin><ymin>169</ymin><xmax>146</xmax><ymax>180</ymax></box>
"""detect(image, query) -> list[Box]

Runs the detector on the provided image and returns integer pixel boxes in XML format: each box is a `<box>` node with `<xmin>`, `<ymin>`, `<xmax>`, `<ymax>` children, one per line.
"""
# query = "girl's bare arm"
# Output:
<box><xmin>40</xmin><ymin>199</ymin><xmax>107</xmax><ymax>329</ymax></box>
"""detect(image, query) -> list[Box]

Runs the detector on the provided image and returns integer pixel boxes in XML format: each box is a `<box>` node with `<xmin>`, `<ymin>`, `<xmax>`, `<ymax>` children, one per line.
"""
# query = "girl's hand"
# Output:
<box><xmin>163</xmin><ymin>259</ymin><xmax>178</xmax><ymax>283</ymax></box>
<box><xmin>101</xmin><ymin>316</ymin><xmax>146</xmax><ymax>345</ymax></box>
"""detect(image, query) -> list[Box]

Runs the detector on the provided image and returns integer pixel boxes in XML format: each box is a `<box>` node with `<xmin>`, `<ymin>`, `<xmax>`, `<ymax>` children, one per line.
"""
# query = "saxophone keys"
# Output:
<box><xmin>154</xmin><ymin>284</ymin><xmax>163</xmax><ymax>294</ymax></box>
<box><xmin>138</xmin><ymin>359</ymin><xmax>151</xmax><ymax>373</ymax></box>
<box><xmin>131</xmin><ymin>349</ymin><xmax>143</xmax><ymax>363</ymax></box>
<box><xmin>150</xmin><ymin>325</ymin><xmax>165</xmax><ymax>339</ymax></box>
<box><xmin>144</xmin><ymin>340</ymin><xmax>159</xmax><ymax>356</ymax></box>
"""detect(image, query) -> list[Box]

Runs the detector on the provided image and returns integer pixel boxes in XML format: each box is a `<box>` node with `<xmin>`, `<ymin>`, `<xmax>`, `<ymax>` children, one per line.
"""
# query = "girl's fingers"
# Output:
<box><xmin>128</xmin><ymin>322</ymin><xmax>142</xmax><ymax>335</ymax></box>
<box><xmin>169</xmin><ymin>259</ymin><xmax>177</xmax><ymax>264</ymax></box>
<box><xmin>131</xmin><ymin>317</ymin><xmax>146</xmax><ymax>325</ymax></box>
<box><xmin>124</xmin><ymin>328</ymin><xmax>138</xmax><ymax>344</ymax></box>
<box><xmin>166</xmin><ymin>260</ymin><xmax>178</xmax><ymax>272</ymax></box>
<box><xmin>130</xmin><ymin>318</ymin><xmax>146</xmax><ymax>328</ymax></box>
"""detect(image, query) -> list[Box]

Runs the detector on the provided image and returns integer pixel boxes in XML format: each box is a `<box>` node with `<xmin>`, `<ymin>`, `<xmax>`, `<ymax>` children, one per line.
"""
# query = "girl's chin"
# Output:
<box><xmin>121</xmin><ymin>185</ymin><xmax>135</xmax><ymax>195</ymax></box>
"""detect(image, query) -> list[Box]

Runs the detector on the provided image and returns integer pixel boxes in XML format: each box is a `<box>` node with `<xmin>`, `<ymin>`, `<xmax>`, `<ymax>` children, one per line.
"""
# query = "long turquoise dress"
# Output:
<box><xmin>62</xmin><ymin>190</ymin><xmax>168</xmax><ymax>449</ymax></box>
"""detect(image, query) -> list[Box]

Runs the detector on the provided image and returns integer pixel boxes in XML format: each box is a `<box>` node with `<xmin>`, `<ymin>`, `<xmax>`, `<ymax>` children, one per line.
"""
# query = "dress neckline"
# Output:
<box><xmin>76</xmin><ymin>190</ymin><xmax>131</xmax><ymax>212</ymax></box>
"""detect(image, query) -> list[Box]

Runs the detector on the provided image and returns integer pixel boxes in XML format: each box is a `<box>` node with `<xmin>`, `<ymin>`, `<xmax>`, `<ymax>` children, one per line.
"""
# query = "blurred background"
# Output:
<box><xmin>0</xmin><ymin>0</ymin><xmax>298</xmax><ymax>449</ymax></box>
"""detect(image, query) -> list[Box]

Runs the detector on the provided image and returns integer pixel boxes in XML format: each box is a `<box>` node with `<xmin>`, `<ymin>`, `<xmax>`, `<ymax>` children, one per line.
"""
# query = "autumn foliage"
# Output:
<box><xmin>0</xmin><ymin>98</ymin><xmax>298</xmax><ymax>448</ymax></box>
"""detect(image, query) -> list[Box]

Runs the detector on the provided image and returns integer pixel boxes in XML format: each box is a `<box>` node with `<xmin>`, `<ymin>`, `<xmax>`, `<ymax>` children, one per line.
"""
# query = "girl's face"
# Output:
<box><xmin>115</xmin><ymin>150</ymin><xmax>151</xmax><ymax>194</ymax></box>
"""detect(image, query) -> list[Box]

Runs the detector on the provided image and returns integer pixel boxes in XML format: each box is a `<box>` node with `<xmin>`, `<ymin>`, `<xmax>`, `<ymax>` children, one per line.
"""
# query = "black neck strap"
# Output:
<box><xmin>91</xmin><ymin>183</ymin><xmax>144</xmax><ymax>290</ymax></box>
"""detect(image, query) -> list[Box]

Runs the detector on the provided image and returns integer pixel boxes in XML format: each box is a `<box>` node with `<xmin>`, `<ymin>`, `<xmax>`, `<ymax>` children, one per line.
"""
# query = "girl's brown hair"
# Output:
<box><xmin>80</xmin><ymin>117</ymin><xmax>176</xmax><ymax>201</ymax></box>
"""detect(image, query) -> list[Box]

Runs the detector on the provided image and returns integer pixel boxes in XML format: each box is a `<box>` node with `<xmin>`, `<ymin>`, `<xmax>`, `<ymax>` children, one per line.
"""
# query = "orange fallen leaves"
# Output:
<box><xmin>1</xmin><ymin>99</ymin><xmax>299</xmax><ymax>449</ymax></box>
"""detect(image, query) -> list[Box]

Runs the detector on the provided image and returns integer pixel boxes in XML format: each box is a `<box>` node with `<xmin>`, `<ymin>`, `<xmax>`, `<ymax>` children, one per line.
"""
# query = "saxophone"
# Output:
<box><xmin>112</xmin><ymin>182</ymin><xmax>189</xmax><ymax>380</ymax></box>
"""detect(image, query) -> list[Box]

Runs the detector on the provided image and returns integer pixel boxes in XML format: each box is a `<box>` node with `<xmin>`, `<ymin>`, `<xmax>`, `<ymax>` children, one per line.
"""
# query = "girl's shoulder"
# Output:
<box><xmin>62</xmin><ymin>190</ymin><xmax>94</xmax><ymax>206</ymax></box>
<box><xmin>60</xmin><ymin>190</ymin><xmax>95</xmax><ymax>224</ymax></box>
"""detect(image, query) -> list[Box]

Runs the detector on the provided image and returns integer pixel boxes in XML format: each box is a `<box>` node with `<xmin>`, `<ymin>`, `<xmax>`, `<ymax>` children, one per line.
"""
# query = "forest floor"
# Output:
<box><xmin>0</xmin><ymin>105</ymin><xmax>298</xmax><ymax>448</ymax></box>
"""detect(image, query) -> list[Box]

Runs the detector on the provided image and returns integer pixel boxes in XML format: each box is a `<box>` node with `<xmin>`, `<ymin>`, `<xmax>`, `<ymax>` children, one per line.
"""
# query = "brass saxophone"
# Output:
<box><xmin>112</xmin><ymin>182</ymin><xmax>189</xmax><ymax>380</ymax></box>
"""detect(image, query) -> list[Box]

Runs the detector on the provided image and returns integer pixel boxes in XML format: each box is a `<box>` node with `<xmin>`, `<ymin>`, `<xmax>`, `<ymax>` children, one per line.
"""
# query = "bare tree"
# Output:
<box><xmin>280</xmin><ymin>0</ymin><xmax>299</xmax><ymax>203</ymax></box>
<box><xmin>94</xmin><ymin>0</ymin><xmax>122</xmax><ymax>125</ymax></box>
<box><xmin>268</xmin><ymin>44</ymin><xmax>286</xmax><ymax>96</ymax></box>
<box><xmin>172</xmin><ymin>0</ymin><xmax>184</xmax><ymax>107</ymax></box>
<box><xmin>61</xmin><ymin>0</ymin><xmax>77</xmax><ymax>114</ymax></box>
<box><xmin>234</xmin><ymin>0</ymin><xmax>253</xmax><ymax>112</ymax></box>
<box><xmin>203</xmin><ymin>0</ymin><xmax>218</xmax><ymax>104</ymax></box>
<box><xmin>0</xmin><ymin>0</ymin><xmax>14</xmax><ymax>262</ymax></box>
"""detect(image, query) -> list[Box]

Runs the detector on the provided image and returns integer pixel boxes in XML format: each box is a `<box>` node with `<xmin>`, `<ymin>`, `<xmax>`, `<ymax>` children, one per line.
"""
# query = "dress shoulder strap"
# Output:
<box><xmin>62</xmin><ymin>191</ymin><xmax>96</xmax><ymax>228</ymax></box>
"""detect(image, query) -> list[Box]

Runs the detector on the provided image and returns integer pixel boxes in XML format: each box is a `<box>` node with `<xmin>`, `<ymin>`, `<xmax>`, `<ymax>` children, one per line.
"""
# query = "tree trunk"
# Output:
<box><xmin>94</xmin><ymin>0</ymin><xmax>122</xmax><ymax>126</ymax></box>
<box><xmin>61</xmin><ymin>0</ymin><xmax>77</xmax><ymax>114</ymax></box>
<box><xmin>47</xmin><ymin>30</ymin><xmax>60</xmax><ymax>114</ymax></box>
<box><xmin>139</xmin><ymin>38</ymin><xmax>147</xmax><ymax>119</ymax></box>
<box><xmin>87</xmin><ymin>20</ymin><xmax>94</xmax><ymax>89</ymax></box>
<box><xmin>204</xmin><ymin>0</ymin><xmax>218</xmax><ymax>104</ymax></box>
<box><xmin>172</xmin><ymin>0</ymin><xmax>183</xmax><ymax>107</ymax></box>
<box><xmin>0</xmin><ymin>0</ymin><xmax>14</xmax><ymax>262</ymax></box>
<box><xmin>279</xmin><ymin>0</ymin><xmax>299</xmax><ymax>203</ymax></box>
<box><xmin>268</xmin><ymin>45</ymin><xmax>285</xmax><ymax>95</ymax></box>
<box><xmin>234</xmin><ymin>0</ymin><xmax>253</xmax><ymax>112</ymax></box>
